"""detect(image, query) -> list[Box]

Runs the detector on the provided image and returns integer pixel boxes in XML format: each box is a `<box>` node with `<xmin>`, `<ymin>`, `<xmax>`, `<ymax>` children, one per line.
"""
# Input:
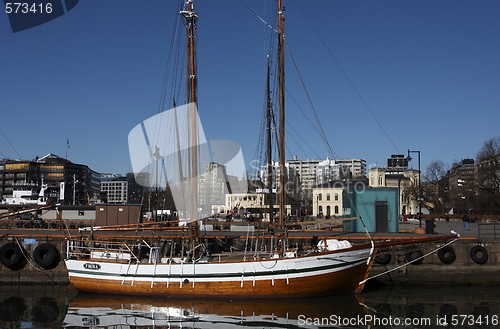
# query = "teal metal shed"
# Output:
<box><xmin>343</xmin><ymin>186</ymin><xmax>399</xmax><ymax>233</ymax></box>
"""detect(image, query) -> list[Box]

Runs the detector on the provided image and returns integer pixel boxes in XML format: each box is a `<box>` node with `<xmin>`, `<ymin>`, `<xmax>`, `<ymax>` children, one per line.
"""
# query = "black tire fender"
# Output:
<box><xmin>470</xmin><ymin>245</ymin><xmax>488</xmax><ymax>265</ymax></box>
<box><xmin>374</xmin><ymin>253</ymin><xmax>391</xmax><ymax>265</ymax></box>
<box><xmin>438</xmin><ymin>245</ymin><xmax>456</xmax><ymax>264</ymax></box>
<box><xmin>33</xmin><ymin>243</ymin><xmax>59</xmax><ymax>269</ymax></box>
<box><xmin>0</xmin><ymin>242</ymin><xmax>23</xmax><ymax>268</ymax></box>
<box><xmin>405</xmin><ymin>250</ymin><xmax>424</xmax><ymax>265</ymax></box>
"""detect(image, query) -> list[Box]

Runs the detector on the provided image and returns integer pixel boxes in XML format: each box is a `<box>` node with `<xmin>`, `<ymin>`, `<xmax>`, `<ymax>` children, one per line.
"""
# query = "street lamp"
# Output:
<box><xmin>407</xmin><ymin>149</ymin><xmax>422</xmax><ymax>227</ymax></box>
<box><xmin>316</xmin><ymin>194</ymin><xmax>319</xmax><ymax>218</ymax></box>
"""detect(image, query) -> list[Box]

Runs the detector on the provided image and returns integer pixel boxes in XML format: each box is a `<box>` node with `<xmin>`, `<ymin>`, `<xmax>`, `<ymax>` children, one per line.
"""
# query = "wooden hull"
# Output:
<box><xmin>65</xmin><ymin>244</ymin><xmax>375</xmax><ymax>298</ymax></box>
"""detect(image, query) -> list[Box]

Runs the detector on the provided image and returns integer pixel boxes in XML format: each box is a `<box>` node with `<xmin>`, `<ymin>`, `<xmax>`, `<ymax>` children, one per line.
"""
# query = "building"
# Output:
<box><xmin>335</xmin><ymin>159</ymin><xmax>367</xmax><ymax>179</ymax></box>
<box><xmin>286</xmin><ymin>157</ymin><xmax>320</xmax><ymax>191</ymax></box>
<box><xmin>198</xmin><ymin>162</ymin><xmax>231</xmax><ymax>216</ymax></box>
<box><xmin>447</xmin><ymin>159</ymin><xmax>476</xmax><ymax>213</ymax></box>
<box><xmin>312</xmin><ymin>179</ymin><xmax>369</xmax><ymax>218</ymax></box>
<box><xmin>316</xmin><ymin>158</ymin><xmax>344</xmax><ymax>185</ymax></box>
<box><xmin>100</xmin><ymin>174</ymin><xmax>128</xmax><ymax>204</ymax></box>
<box><xmin>259</xmin><ymin>161</ymin><xmax>299</xmax><ymax>196</ymax></box>
<box><xmin>368</xmin><ymin>154</ymin><xmax>420</xmax><ymax>216</ymax></box>
<box><xmin>126</xmin><ymin>172</ymin><xmax>147</xmax><ymax>204</ymax></box>
<box><xmin>0</xmin><ymin>154</ymin><xmax>100</xmax><ymax>205</ymax></box>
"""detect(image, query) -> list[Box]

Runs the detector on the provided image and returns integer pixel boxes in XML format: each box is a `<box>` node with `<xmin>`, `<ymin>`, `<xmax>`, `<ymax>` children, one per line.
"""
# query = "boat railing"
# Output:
<box><xmin>66</xmin><ymin>238</ymin><xmax>140</xmax><ymax>263</ymax></box>
<box><xmin>65</xmin><ymin>237</ymin><xmax>300</xmax><ymax>265</ymax></box>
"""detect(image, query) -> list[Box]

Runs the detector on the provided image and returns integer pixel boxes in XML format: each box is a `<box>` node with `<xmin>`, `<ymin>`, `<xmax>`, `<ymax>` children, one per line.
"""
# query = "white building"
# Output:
<box><xmin>100</xmin><ymin>174</ymin><xmax>128</xmax><ymax>204</ymax></box>
<box><xmin>286</xmin><ymin>157</ymin><xmax>320</xmax><ymax>190</ymax></box>
<box><xmin>335</xmin><ymin>159</ymin><xmax>366</xmax><ymax>179</ymax></box>
<box><xmin>316</xmin><ymin>158</ymin><xmax>344</xmax><ymax>185</ymax></box>
<box><xmin>259</xmin><ymin>161</ymin><xmax>299</xmax><ymax>195</ymax></box>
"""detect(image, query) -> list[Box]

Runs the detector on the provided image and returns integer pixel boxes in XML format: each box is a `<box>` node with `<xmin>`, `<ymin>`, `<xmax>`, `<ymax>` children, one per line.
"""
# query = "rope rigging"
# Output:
<box><xmin>292</xmin><ymin>0</ymin><xmax>400</xmax><ymax>155</ymax></box>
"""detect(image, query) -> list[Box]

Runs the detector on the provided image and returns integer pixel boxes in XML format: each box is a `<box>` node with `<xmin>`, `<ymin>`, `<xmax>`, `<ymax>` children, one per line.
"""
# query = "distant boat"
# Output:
<box><xmin>2</xmin><ymin>183</ymin><xmax>49</xmax><ymax>206</ymax></box>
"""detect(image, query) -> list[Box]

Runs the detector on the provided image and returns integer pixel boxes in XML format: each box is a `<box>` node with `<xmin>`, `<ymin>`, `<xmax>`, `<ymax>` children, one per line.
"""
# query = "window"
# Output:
<box><xmin>318</xmin><ymin>193</ymin><xmax>322</xmax><ymax>201</ymax></box>
<box><xmin>326</xmin><ymin>206</ymin><xmax>331</xmax><ymax>216</ymax></box>
<box><xmin>326</xmin><ymin>193</ymin><xmax>330</xmax><ymax>201</ymax></box>
<box><xmin>318</xmin><ymin>205</ymin><xmax>323</xmax><ymax>214</ymax></box>
<box><xmin>335</xmin><ymin>205</ymin><xmax>339</xmax><ymax>214</ymax></box>
<box><xmin>78</xmin><ymin>210</ymin><xmax>85</xmax><ymax>216</ymax></box>
<box><xmin>335</xmin><ymin>193</ymin><xmax>339</xmax><ymax>201</ymax></box>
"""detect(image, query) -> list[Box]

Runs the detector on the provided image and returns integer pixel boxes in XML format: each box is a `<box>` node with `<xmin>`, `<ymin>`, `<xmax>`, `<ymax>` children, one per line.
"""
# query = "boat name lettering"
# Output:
<box><xmin>84</xmin><ymin>263</ymin><xmax>101</xmax><ymax>270</ymax></box>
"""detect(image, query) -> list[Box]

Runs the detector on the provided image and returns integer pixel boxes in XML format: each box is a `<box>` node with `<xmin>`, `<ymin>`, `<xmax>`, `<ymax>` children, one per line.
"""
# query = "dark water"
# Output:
<box><xmin>0</xmin><ymin>283</ymin><xmax>498</xmax><ymax>328</ymax></box>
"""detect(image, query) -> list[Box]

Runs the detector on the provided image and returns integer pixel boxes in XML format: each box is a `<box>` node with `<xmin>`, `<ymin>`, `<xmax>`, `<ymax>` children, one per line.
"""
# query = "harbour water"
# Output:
<box><xmin>0</xmin><ymin>282</ymin><xmax>498</xmax><ymax>328</ymax></box>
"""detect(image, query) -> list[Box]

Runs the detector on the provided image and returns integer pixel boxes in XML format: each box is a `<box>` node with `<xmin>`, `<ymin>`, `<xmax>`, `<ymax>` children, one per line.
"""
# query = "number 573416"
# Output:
<box><xmin>5</xmin><ymin>2</ymin><xmax>53</xmax><ymax>14</ymax></box>
<box><xmin>451</xmin><ymin>314</ymin><xmax>498</xmax><ymax>326</ymax></box>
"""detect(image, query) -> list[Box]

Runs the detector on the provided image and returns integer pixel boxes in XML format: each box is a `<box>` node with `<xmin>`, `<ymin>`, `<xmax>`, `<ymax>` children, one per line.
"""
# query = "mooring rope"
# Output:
<box><xmin>359</xmin><ymin>232</ymin><xmax>460</xmax><ymax>284</ymax></box>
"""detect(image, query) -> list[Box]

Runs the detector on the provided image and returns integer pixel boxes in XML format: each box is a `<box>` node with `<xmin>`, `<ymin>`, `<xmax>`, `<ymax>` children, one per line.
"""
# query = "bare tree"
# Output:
<box><xmin>476</xmin><ymin>136</ymin><xmax>500</xmax><ymax>214</ymax></box>
<box><xmin>423</xmin><ymin>160</ymin><xmax>449</xmax><ymax>214</ymax></box>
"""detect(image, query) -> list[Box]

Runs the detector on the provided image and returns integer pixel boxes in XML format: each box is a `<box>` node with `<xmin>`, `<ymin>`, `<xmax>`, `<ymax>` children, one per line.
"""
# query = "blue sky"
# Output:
<box><xmin>1</xmin><ymin>0</ymin><xmax>499</xmax><ymax>177</ymax></box>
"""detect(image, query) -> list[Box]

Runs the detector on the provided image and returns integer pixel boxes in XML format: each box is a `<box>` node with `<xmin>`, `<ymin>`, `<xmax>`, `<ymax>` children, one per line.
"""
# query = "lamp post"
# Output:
<box><xmin>407</xmin><ymin>149</ymin><xmax>421</xmax><ymax>227</ymax></box>
<box><xmin>316</xmin><ymin>194</ymin><xmax>319</xmax><ymax>218</ymax></box>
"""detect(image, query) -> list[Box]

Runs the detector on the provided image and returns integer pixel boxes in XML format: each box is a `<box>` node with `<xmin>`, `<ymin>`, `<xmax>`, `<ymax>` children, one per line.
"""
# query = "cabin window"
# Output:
<box><xmin>78</xmin><ymin>210</ymin><xmax>85</xmax><ymax>216</ymax></box>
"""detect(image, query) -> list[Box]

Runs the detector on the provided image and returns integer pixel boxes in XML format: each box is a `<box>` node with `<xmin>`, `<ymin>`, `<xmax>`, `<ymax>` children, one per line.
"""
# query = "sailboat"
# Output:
<box><xmin>64</xmin><ymin>0</ymin><xmax>456</xmax><ymax>298</ymax></box>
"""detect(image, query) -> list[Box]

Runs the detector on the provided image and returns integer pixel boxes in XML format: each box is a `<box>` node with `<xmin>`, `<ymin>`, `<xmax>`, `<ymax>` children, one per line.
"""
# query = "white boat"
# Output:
<box><xmin>2</xmin><ymin>183</ymin><xmax>49</xmax><ymax>206</ymax></box>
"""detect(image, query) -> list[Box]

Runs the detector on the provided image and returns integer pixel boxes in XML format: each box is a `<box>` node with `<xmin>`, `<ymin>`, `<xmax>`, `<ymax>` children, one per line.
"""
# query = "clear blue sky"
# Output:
<box><xmin>1</xmin><ymin>0</ymin><xmax>499</xmax><ymax>177</ymax></box>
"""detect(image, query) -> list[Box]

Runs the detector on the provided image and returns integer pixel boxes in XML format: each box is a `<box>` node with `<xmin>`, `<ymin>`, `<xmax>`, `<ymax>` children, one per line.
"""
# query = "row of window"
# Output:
<box><xmin>317</xmin><ymin>193</ymin><xmax>339</xmax><ymax>201</ymax></box>
<box><xmin>318</xmin><ymin>205</ymin><xmax>340</xmax><ymax>216</ymax></box>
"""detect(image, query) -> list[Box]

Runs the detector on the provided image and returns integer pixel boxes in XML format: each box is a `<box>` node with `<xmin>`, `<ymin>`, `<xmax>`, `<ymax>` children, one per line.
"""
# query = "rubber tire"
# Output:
<box><xmin>0</xmin><ymin>243</ymin><xmax>23</xmax><ymax>268</ymax></box>
<box><xmin>374</xmin><ymin>253</ymin><xmax>391</xmax><ymax>265</ymax></box>
<box><xmin>438</xmin><ymin>246</ymin><xmax>456</xmax><ymax>264</ymax></box>
<box><xmin>405</xmin><ymin>250</ymin><xmax>424</xmax><ymax>265</ymax></box>
<box><xmin>470</xmin><ymin>245</ymin><xmax>488</xmax><ymax>265</ymax></box>
<box><xmin>33</xmin><ymin>243</ymin><xmax>59</xmax><ymax>269</ymax></box>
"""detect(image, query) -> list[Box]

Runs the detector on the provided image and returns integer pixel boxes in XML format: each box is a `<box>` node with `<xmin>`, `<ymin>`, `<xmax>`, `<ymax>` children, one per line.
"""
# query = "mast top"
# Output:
<box><xmin>181</xmin><ymin>0</ymin><xmax>198</xmax><ymax>20</ymax></box>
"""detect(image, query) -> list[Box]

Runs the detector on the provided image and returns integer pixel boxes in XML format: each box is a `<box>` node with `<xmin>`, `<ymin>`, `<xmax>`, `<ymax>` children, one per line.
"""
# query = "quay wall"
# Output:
<box><xmin>369</xmin><ymin>238</ymin><xmax>500</xmax><ymax>287</ymax></box>
<box><xmin>0</xmin><ymin>235</ymin><xmax>70</xmax><ymax>285</ymax></box>
<box><xmin>0</xmin><ymin>231</ymin><xmax>498</xmax><ymax>287</ymax></box>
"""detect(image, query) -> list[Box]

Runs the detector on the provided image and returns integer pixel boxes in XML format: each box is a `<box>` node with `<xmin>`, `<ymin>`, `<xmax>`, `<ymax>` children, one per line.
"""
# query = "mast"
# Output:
<box><xmin>266</xmin><ymin>56</ymin><xmax>273</xmax><ymax>221</ymax></box>
<box><xmin>277</xmin><ymin>0</ymin><xmax>285</xmax><ymax>227</ymax></box>
<box><xmin>181</xmin><ymin>0</ymin><xmax>199</xmax><ymax>223</ymax></box>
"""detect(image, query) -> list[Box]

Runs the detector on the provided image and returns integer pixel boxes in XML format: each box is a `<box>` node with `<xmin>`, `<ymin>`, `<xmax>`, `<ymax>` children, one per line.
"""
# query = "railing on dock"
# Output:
<box><xmin>478</xmin><ymin>223</ymin><xmax>500</xmax><ymax>240</ymax></box>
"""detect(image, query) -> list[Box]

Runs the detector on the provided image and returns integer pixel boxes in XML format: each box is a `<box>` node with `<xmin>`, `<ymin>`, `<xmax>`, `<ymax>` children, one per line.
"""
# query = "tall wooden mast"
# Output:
<box><xmin>181</xmin><ymin>0</ymin><xmax>199</xmax><ymax>222</ymax></box>
<box><xmin>277</xmin><ymin>0</ymin><xmax>285</xmax><ymax>226</ymax></box>
<box><xmin>266</xmin><ymin>56</ymin><xmax>274</xmax><ymax>221</ymax></box>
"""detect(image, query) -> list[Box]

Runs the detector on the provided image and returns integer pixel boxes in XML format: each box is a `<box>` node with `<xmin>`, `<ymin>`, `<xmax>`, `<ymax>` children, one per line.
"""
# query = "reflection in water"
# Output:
<box><xmin>0</xmin><ymin>285</ymin><xmax>75</xmax><ymax>328</ymax></box>
<box><xmin>63</xmin><ymin>293</ymin><xmax>365</xmax><ymax>328</ymax></box>
<box><xmin>0</xmin><ymin>284</ymin><xmax>499</xmax><ymax>328</ymax></box>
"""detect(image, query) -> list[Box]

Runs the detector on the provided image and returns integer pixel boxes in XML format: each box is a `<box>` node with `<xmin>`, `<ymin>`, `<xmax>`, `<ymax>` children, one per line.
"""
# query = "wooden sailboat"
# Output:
<box><xmin>64</xmin><ymin>0</ymin><xmax>455</xmax><ymax>298</ymax></box>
